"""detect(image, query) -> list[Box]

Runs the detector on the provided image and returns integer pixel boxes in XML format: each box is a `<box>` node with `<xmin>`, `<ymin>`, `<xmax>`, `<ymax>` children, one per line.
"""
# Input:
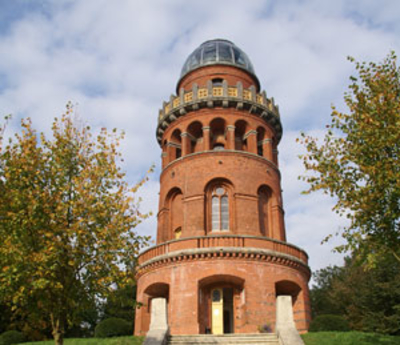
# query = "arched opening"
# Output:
<box><xmin>257</xmin><ymin>127</ymin><xmax>266</xmax><ymax>157</ymax></box>
<box><xmin>258</xmin><ymin>185</ymin><xmax>272</xmax><ymax>237</ymax></box>
<box><xmin>170</xmin><ymin>129</ymin><xmax>182</xmax><ymax>160</ymax></box>
<box><xmin>166</xmin><ymin>188</ymin><xmax>183</xmax><ymax>241</ymax></box>
<box><xmin>212</xmin><ymin>78</ymin><xmax>224</xmax><ymax>87</ymax></box>
<box><xmin>210</xmin><ymin>118</ymin><xmax>226</xmax><ymax>151</ymax></box>
<box><xmin>205</xmin><ymin>179</ymin><xmax>233</xmax><ymax>233</ymax></box>
<box><xmin>174</xmin><ymin>226</ymin><xmax>182</xmax><ymax>239</ymax></box>
<box><xmin>275</xmin><ymin>280</ymin><xmax>301</xmax><ymax>305</ymax></box>
<box><xmin>141</xmin><ymin>283</ymin><xmax>170</xmax><ymax>334</ymax></box>
<box><xmin>187</xmin><ymin>121</ymin><xmax>203</xmax><ymax>154</ymax></box>
<box><xmin>198</xmin><ymin>275</ymin><xmax>245</xmax><ymax>335</ymax></box>
<box><xmin>234</xmin><ymin>120</ymin><xmax>248</xmax><ymax>151</ymax></box>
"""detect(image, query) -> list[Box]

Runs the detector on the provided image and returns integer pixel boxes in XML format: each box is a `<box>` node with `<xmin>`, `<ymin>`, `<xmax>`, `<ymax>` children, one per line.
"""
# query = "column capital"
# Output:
<box><xmin>243</xmin><ymin>130</ymin><xmax>257</xmax><ymax>140</ymax></box>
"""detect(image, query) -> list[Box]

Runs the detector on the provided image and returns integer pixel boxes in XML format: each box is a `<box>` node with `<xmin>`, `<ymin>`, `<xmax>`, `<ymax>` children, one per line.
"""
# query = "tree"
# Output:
<box><xmin>102</xmin><ymin>283</ymin><xmax>137</xmax><ymax>324</ymax></box>
<box><xmin>309</xmin><ymin>264</ymin><xmax>346</xmax><ymax>318</ymax></box>
<box><xmin>0</xmin><ymin>104</ymin><xmax>152</xmax><ymax>345</ymax></box>
<box><xmin>298</xmin><ymin>52</ymin><xmax>400</xmax><ymax>265</ymax></box>
<box><xmin>311</xmin><ymin>253</ymin><xmax>400</xmax><ymax>335</ymax></box>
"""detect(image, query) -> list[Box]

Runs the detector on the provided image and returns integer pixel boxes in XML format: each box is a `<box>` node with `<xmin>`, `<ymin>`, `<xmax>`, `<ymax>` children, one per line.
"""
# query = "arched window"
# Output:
<box><xmin>258</xmin><ymin>186</ymin><xmax>271</xmax><ymax>237</ymax></box>
<box><xmin>169</xmin><ymin>129</ymin><xmax>182</xmax><ymax>161</ymax></box>
<box><xmin>234</xmin><ymin>120</ymin><xmax>248</xmax><ymax>151</ymax></box>
<box><xmin>210</xmin><ymin>118</ymin><xmax>226</xmax><ymax>151</ymax></box>
<box><xmin>257</xmin><ymin>127</ymin><xmax>266</xmax><ymax>157</ymax></box>
<box><xmin>211</xmin><ymin>186</ymin><xmax>229</xmax><ymax>231</ymax></box>
<box><xmin>165</xmin><ymin>188</ymin><xmax>183</xmax><ymax>241</ymax></box>
<box><xmin>174</xmin><ymin>227</ymin><xmax>182</xmax><ymax>239</ymax></box>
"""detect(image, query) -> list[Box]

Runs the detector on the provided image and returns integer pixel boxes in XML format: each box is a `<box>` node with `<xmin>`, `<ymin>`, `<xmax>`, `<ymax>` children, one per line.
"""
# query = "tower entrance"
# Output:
<box><xmin>211</xmin><ymin>287</ymin><xmax>234</xmax><ymax>334</ymax></box>
<box><xmin>198</xmin><ymin>275</ymin><xmax>243</xmax><ymax>335</ymax></box>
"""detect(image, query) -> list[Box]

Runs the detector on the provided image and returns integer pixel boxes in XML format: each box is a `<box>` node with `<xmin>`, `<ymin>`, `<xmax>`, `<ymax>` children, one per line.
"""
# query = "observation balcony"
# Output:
<box><xmin>156</xmin><ymin>82</ymin><xmax>282</xmax><ymax>145</ymax></box>
<box><xmin>137</xmin><ymin>235</ymin><xmax>310</xmax><ymax>278</ymax></box>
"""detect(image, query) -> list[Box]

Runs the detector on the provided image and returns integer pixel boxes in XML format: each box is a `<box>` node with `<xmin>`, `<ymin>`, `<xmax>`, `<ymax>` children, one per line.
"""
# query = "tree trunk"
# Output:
<box><xmin>53</xmin><ymin>330</ymin><xmax>63</xmax><ymax>345</ymax></box>
<box><xmin>50</xmin><ymin>313</ymin><xmax>64</xmax><ymax>345</ymax></box>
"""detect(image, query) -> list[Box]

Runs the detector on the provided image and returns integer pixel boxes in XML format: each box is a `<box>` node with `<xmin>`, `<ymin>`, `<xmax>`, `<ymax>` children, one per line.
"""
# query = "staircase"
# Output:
<box><xmin>168</xmin><ymin>333</ymin><xmax>280</xmax><ymax>345</ymax></box>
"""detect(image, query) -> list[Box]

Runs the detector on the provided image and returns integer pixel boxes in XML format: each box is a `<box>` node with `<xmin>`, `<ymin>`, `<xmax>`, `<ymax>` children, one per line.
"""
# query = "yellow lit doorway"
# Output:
<box><xmin>211</xmin><ymin>288</ymin><xmax>223</xmax><ymax>334</ymax></box>
<box><xmin>211</xmin><ymin>288</ymin><xmax>234</xmax><ymax>334</ymax></box>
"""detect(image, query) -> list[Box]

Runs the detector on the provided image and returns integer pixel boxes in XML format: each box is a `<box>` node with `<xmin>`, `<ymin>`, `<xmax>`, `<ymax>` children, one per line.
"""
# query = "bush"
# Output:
<box><xmin>0</xmin><ymin>330</ymin><xmax>26</xmax><ymax>344</ymax></box>
<box><xmin>94</xmin><ymin>317</ymin><xmax>133</xmax><ymax>338</ymax></box>
<box><xmin>309</xmin><ymin>314</ymin><xmax>350</xmax><ymax>332</ymax></box>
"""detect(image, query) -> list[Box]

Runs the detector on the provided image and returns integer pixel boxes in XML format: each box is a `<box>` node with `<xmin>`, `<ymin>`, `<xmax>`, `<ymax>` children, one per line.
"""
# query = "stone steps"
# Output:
<box><xmin>168</xmin><ymin>333</ymin><xmax>280</xmax><ymax>345</ymax></box>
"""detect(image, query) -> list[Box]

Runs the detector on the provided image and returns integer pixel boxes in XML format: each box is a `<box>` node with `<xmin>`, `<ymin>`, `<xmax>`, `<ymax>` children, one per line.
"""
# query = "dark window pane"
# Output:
<box><xmin>233</xmin><ymin>47</ymin><xmax>246</xmax><ymax>66</ymax></box>
<box><xmin>203</xmin><ymin>43</ymin><xmax>217</xmax><ymax>63</ymax></box>
<box><xmin>212</xmin><ymin>196</ymin><xmax>220</xmax><ymax>230</ymax></box>
<box><xmin>218</xmin><ymin>42</ymin><xmax>233</xmax><ymax>62</ymax></box>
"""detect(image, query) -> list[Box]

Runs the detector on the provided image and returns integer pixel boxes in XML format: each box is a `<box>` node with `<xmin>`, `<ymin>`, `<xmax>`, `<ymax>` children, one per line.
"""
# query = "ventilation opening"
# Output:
<box><xmin>212</xmin><ymin>78</ymin><xmax>224</xmax><ymax>87</ymax></box>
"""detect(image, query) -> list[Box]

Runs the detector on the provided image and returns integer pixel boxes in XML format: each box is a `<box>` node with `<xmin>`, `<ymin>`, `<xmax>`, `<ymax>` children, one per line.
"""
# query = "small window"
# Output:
<box><xmin>174</xmin><ymin>227</ymin><xmax>182</xmax><ymax>239</ymax></box>
<box><xmin>176</xmin><ymin>148</ymin><xmax>182</xmax><ymax>159</ymax></box>
<box><xmin>212</xmin><ymin>78</ymin><xmax>223</xmax><ymax>87</ymax></box>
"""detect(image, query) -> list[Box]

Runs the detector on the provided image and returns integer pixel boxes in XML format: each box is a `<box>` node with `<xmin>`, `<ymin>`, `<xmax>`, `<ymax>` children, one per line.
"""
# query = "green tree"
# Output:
<box><xmin>311</xmin><ymin>254</ymin><xmax>400</xmax><ymax>335</ymax></box>
<box><xmin>309</xmin><ymin>265</ymin><xmax>346</xmax><ymax>318</ymax></box>
<box><xmin>0</xmin><ymin>104</ymin><xmax>152</xmax><ymax>345</ymax></box>
<box><xmin>102</xmin><ymin>283</ymin><xmax>137</xmax><ymax>324</ymax></box>
<box><xmin>298</xmin><ymin>52</ymin><xmax>400</xmax><ymax>265</ymax></box>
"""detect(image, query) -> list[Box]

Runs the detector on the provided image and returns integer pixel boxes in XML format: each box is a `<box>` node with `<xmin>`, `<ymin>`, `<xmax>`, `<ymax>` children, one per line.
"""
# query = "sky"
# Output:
<box><xmin>1</xmin><ymin>0</ymin><xmax>399</xmax><ymax>278</ymax></box>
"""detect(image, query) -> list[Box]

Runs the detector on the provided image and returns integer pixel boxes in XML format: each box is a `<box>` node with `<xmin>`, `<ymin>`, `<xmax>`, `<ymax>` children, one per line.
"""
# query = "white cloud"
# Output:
<box><xmin>1</xmin><ymin>0</ymin><xmax>399</xmax><ymax>275</ymax></box>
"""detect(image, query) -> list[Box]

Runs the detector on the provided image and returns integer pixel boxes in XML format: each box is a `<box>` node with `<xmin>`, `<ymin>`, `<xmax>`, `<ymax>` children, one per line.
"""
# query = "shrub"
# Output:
<box><xmin>94</xmin><ymin>317</ymin><xmax>133</xmax><ymax>338</ymax></box>
<box><xmin>0</xmin><ymin>330</ymin><xmax>26</xmax><ymax>345</ymax></box>
<box><xmin>309</xmin><ymin>314</ymin><xmax>350</xmax><ymax>332</ymax></box>
<box><xmin>258</xmin><ymin>323</ymin><xmax>273</xmax><ymax>333</ymax></box>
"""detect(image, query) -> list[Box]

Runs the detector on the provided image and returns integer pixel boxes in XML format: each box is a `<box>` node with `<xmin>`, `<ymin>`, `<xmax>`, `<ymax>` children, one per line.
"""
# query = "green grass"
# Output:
<box><xmin>301</xmin><ymin>331</ymin><xmax>400</xmax><ymax>345</ymax></box>
<box><xmin>21</xmin><ymin>336</ymin><xmax>144</xmax><ymax>345</ymax></box>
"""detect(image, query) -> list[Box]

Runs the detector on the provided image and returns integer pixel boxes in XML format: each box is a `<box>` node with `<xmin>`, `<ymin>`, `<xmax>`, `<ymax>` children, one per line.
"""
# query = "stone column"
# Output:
<box><xmin>203</xmin><ymin>126</ymin><xmax>211</xmax><ymax>151</ymax></box>
<box><xmin>181</xmin><ymin>132</ymin><xmax>189</xmax><ymax>156</ymax></box>
<box><xmin>276</xmin><ymin>296</ymin><xmax>304</xmax><ymax>345</ymax></box>
<box><xmin>226</xmin><ymin>125</ymin><xmax>235</xmax><ymax>150</ymax></box>
<box><xmin>143</xmin><ymin>298</ymin><xmax>169</xmax><ymax>345</ymax></box>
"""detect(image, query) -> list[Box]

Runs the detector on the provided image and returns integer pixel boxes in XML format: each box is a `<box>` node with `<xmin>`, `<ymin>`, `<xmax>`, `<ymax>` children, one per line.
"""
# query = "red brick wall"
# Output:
<box><xmin>178</xmin><ymin>65</ymin><xmax>259</xmax><ymax>92</ymax></box>
<box><xmin>135</xmin><ymin>258</ymin><xmax>311</xmax><ymax>335</ymax></box>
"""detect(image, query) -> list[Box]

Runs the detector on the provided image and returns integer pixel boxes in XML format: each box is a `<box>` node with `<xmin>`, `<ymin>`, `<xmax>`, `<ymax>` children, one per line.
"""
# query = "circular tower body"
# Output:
<box><xmin>135</xmin><ymin>39</ymin><xmax>311</xmax><ymax>336</ymax></box>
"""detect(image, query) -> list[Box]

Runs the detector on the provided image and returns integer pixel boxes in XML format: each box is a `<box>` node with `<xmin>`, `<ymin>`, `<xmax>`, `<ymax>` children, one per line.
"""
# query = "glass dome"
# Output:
<box><xmin>180</xmin><ymin>39</ymin><xmax>256</xmax><ymax>78</ymax></box>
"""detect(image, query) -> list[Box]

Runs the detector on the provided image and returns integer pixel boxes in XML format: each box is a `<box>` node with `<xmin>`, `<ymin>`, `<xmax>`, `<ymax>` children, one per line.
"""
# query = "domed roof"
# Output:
<box><xmin>180</xmin><ymin>39</ymin><xmax>257</xmax><ymax>79</ymax></box>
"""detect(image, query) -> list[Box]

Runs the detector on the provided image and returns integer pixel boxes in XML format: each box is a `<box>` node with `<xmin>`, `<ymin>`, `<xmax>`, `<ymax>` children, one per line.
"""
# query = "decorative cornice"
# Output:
<box><xmin>136</xmin><ymin>247</ymin><xmax>311</xmax><ymax>280</ymax></box>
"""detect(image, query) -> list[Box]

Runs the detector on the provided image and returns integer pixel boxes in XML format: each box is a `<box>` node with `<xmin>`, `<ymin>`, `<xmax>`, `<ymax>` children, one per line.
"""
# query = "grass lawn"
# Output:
<box><xmin>21</xmin><ymin>336</ymin><xmax>144</xmax><ymax>345</ymax></box>
<box><xmin>302</xmin><ymin>331</ymin><xmax>400</xmax><ymax>345</ymax></box>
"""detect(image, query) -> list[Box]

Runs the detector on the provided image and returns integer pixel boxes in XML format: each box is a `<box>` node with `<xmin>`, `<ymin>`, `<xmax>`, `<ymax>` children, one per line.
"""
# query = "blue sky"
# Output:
<box><xmin>1</xmin><ymin>0</ymin><xmax>400</xmax><ymax>275</ymax></box>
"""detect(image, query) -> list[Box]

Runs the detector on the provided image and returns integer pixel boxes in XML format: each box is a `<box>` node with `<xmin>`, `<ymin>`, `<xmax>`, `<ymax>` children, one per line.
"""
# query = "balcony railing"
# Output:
<box><xmin>156</xmin><ymin>82</ymin><xmax>283</xmax><ymax>144</ymax></box>
<box><xmin>138</xmin><ymin>235</ymin><xmax>308</xmax><ymax>266</ymax></box>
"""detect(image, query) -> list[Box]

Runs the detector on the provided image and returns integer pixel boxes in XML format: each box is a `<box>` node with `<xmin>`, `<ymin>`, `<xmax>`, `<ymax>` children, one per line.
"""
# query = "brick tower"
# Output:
<box><xmin>135</xmin><ymin>39</ymin><xmax>311</xmax><ymax>337</ymax></box>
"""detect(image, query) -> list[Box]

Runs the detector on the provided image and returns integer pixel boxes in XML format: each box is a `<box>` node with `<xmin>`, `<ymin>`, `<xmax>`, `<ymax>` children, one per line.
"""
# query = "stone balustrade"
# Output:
<box><xmin>138</xmin><ymin>235</ymin><xmax>308</xmax><ymax>267</ymax></box>
<box><xmin>156</xmin><ymin>82</ymin><xmax>282</xmax><ymax>144</ymax></box>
